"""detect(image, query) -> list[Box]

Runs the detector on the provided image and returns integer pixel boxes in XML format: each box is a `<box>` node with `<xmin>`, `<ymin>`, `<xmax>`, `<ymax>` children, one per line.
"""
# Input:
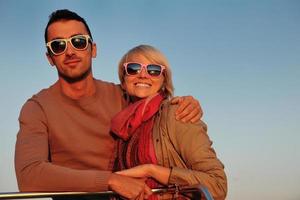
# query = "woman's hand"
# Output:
<box><xmin>116</xmin><ymin>164</ymin><xmax>171</xmax><ymax>185</ymax></box>
<box><xmin>116</xmin><ymin>164</ymin><xmax>152</xmax><ymax>178</ymax></box>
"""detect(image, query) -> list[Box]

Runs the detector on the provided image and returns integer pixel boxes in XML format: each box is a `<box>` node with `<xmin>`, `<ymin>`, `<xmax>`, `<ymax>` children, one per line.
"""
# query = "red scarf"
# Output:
<box><xmin>111</xmin><ymin>93</ymin><xmax>164</xmax><ymax>194</ymax></box>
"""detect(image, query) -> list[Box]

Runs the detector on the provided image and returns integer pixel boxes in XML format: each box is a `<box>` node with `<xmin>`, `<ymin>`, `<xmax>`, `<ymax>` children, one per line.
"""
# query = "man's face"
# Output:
<box><xmin>46</xmin><ymin>20</ymin><xmax>96</xmax><ymax>82</ymax></box>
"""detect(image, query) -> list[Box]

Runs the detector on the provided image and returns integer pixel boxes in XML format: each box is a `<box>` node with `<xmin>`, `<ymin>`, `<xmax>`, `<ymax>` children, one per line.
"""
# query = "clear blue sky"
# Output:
<box><xmin>0</xmin><ymin>1</ymin><xmax>299</xmax><ymax>199</ymax></box>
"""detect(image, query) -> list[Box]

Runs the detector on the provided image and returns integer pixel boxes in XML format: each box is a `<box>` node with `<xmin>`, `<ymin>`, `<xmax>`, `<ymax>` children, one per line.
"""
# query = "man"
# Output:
<box><xmin>15</xmin><ymin>9</ymin><xmax>202</xmax><ymax>199</ymax></box>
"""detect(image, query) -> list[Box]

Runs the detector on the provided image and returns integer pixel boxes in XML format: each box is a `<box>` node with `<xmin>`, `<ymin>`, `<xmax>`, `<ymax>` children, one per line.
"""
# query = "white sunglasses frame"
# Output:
<box><xmin>46</xmin><ymin>34</ymin><xmax>92</xmax><ymax>55</ymax></box>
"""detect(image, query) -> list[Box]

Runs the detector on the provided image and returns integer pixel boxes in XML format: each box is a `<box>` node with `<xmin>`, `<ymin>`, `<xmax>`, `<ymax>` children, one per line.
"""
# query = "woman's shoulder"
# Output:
<box><xmin>160</xmin><ymin>100</ymin><xmax>205</xmax><ymax>123</ymax></box>
<box><xmin>160</xmin><ymin>99</ymin><xmax>177</xmax><ymax>116</ymax></box>
<box><xmin>159</xmin><ymin>99</ymin><xmax>207</xmax><ymax>133</ymax></box>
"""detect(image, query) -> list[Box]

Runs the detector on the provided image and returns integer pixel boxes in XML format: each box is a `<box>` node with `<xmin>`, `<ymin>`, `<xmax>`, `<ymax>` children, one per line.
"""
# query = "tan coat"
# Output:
<box><xmin>152</xmin><ymin>101</ymin><xmax>227</xmax><ymax>200</ymax></box>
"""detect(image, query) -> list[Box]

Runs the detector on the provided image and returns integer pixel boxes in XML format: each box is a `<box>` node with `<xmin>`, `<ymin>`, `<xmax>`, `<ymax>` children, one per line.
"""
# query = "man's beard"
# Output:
<box><xmin>58</xmin><ymin>67</ymin><xmax>92</xmax><ymax>83</ymax></box>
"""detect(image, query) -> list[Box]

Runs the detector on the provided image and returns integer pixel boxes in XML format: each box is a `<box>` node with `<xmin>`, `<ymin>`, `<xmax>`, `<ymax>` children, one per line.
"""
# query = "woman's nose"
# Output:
<box><xmin>138</xmin><ymin>67</ymin><xmax>148</xmax><ymax>77</ymax></box>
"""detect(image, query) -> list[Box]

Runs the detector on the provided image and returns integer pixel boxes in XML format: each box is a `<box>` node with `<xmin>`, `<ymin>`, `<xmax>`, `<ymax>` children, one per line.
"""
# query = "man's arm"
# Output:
<box><xmin>15</xmin><ymin>100</ymin><xmax>150</xmax><ymax>199</ymax></box>
<box><xmin>15</xmin><ymin>100</ymin><xmax>112</xmax><ymax>191</ymax></box>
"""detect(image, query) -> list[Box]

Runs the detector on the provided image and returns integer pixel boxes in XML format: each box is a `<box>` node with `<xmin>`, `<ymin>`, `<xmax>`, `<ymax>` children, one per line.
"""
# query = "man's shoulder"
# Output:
<box><xmin>19</xmin><ymin>82</ymin><xmax>59</xmax><ymax>113</ymax></box>
<box><xmin>30</xmin><ymin>82</ymin><xmax>58</xmax><ymax>102</ymax></box>
<box><xmin>19</xmin><ymin>83</ymin><xmax>58</xmax><ymax>117</ymax></box>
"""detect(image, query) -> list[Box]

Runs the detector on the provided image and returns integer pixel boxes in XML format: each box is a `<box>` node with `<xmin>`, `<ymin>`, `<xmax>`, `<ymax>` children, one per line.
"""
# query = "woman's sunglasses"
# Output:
<box><xmin>46</xmin><ymin>35</ymin><xmax>92</xmax><ymax>55</ymax></box>
<box><xmin>124</xmin><ymin>62</ymin><xmax>165</xmax><ymax>77</ymax></box>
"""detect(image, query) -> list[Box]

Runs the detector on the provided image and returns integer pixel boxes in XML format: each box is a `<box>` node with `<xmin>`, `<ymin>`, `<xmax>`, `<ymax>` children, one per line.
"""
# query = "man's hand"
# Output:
<box><xmin>171</xmin><ymin>95</ymin><xmax>202</xmax><ymax>123</ymax></box>
<box><xmin>108</xmin><ymin>173</ymin><xmax>152</xmax><ymax>199</ymax></box>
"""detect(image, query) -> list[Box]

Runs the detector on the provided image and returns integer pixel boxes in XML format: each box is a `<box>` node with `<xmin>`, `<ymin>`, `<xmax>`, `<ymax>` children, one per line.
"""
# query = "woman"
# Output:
<box><xmin>110</xmin><ymin>45</ymin><xmax>227</xmax><ymax>200</ymax></box>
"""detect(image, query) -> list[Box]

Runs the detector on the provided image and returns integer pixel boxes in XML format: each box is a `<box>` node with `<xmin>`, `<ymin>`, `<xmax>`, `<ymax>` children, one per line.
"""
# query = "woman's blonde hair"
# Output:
<box><xmin>118</xmin><ymin>44</ymin><xmax>174</xmax><ymax>98</ymax></box>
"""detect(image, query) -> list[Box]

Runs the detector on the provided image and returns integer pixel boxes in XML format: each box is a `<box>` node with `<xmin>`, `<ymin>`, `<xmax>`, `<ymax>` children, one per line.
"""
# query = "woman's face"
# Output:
<box><xmin>122</xmin><ymin>54</ymin><xmax>165</xmax><ymax>99</ymax></box>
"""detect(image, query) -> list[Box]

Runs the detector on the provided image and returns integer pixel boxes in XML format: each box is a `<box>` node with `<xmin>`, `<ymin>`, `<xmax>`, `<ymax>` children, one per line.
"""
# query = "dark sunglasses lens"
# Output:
<box><xmin>51</xmin><ymin>40</ymin><xmax>66</xmax><ymax>54</ymax></box>
<box><xmin>147</xmin><ymin>65</ymin><xmax>162</xmax><ymax>76</ymax></box>
<box><xmin>126</xmin><ymin>63</ymin><xmax>142</xmax><ymax>75</ymax></box>
<box><xmin>71</xmin><ymin>36</ymin><xmax>88</xmax><ymax>49</ymax></box>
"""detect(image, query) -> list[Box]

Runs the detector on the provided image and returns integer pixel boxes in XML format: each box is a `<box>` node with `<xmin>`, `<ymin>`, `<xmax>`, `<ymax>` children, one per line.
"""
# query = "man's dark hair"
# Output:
<box><xmin>44</xmin><ymin>9</ymin><xmax>93</xmax><ymax>43</ymax></box>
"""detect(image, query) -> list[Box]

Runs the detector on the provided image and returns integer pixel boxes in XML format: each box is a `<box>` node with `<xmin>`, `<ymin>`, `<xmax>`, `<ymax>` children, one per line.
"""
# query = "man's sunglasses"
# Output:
<box><xmin>46</xmin><ymin>35</ymin><xmax>92</xmax><ymax>55</ymax></box>
<box><xmin>124</xmin><ymin>62</ymin><xmax>165</xmax><ymax>77</ymax></box>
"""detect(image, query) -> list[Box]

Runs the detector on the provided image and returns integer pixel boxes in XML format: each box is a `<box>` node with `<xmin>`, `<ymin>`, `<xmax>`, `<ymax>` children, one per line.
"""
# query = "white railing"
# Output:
<box><xmin>0</xmin><ymin>184</ymin><xmax>214</xmax><ymax>200</ymax></box>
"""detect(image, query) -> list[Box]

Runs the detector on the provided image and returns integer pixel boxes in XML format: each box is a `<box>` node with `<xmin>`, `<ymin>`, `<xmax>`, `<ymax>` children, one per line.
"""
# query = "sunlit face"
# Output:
<box><xmin>122</xmin><ymin>54</ymin><xmax>165</xmax><ymax>99</ymax></box>
<box><xmin>46</xmin><ymin>20</ymin><xmax>96</xmax><ymax>82</ymax></box>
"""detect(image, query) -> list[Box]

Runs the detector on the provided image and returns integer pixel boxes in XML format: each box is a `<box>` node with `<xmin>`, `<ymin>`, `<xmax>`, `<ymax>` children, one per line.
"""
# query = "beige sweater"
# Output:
<box><xmin>15</xmin><ymin>79</ymin><xmax>125</xmax><ymax>192</ymax></box>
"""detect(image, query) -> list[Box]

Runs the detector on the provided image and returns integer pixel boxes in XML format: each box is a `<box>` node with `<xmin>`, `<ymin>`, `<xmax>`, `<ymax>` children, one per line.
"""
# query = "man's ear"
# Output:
<box><xmin>92</xmin><ymin>43</ymin><xmax>97</xmax><ymax>58</ymax></box>
<box><xmin>46</xmin><ymin>52</ymin><xmax>55</xmax><ymax>66</ymax></box>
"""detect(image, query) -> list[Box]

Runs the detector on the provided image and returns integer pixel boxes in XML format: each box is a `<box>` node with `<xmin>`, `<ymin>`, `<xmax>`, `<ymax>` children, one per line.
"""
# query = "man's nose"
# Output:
<box><xmin>65</xmin><ymin>41</ymin><xmax>75</xmax><ymax>55</ymax></box>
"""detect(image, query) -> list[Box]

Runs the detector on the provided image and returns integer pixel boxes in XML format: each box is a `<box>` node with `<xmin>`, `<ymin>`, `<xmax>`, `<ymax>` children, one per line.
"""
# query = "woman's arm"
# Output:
<box><xmin>116</xmin><ymin>104</ymin><xmax>227</xmax><ymax>199</ymax></box>
<box><xmin>116</xmin><ymin>164</ymin><xmax>171</xmax><ymax>185</ymax></box>
<box><xmin>166</xmin><ymin>106</ymin><xmax>227</xmax><ymax>200</ymax></box>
